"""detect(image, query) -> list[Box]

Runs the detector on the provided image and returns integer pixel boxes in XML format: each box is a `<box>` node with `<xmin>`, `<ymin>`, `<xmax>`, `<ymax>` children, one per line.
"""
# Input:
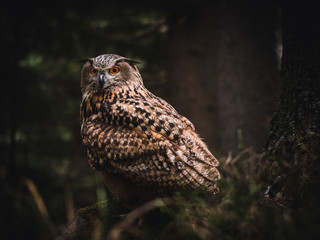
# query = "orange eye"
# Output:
<box><xmin>90</xmin><ymin>67</ymin><xmax>98</xmax><ymax>75</ymax></box>
<box><xmin>109</xmin><ymin>67</ymin><xmax>120</xmax><ymax>74</ymax></box>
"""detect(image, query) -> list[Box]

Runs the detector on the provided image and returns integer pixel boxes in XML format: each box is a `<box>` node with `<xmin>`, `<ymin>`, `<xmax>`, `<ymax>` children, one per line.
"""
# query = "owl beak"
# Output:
<box><xmin>99</xmin><ymin>73</ymin><xmax>105</xmax><ymax>88</ymax></box>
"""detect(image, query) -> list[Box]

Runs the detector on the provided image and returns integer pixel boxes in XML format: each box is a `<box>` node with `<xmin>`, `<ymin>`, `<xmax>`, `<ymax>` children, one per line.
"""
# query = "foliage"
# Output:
<box><xmin>57</xmin><ymin>148</ymin><xmax>320</xmax><ymax>240</ymax></box>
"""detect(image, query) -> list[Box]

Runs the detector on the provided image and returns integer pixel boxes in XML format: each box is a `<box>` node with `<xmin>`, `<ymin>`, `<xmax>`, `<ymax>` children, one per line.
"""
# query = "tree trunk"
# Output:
<box><xmin>260</xmin><ymin>1</ymin><xmax>320</xmax><ymax>207</ymax></box>
<box><xmin>167</xmin><ymin>0</ymin><xmax>279</xmax><ymax>155</ymax></box>
<box><xmin>167</xmin><ymin>4</ymin><xmax>220</xmax><ymax>154</ymax></box>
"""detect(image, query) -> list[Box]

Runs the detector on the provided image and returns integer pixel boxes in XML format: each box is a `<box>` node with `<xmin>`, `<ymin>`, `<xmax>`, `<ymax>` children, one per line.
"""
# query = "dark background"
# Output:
<box><xmin>2</xmin><ymin>1</ymin><xmax>319</xmax><ymax>239</ymax></box>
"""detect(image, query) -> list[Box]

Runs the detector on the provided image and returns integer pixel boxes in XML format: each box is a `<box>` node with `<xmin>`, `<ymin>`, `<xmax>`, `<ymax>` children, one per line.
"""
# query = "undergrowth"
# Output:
<box><xmin>61</xmin><ymin>147</ymin><xmax>320</xmax><ymax>240</ymax></box>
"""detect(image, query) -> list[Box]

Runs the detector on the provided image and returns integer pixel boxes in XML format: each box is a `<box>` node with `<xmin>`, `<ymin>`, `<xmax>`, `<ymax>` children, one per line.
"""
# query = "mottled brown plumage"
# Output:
<box><xmin>80</xmin><ymin>54</ymin><xmax>220</xmax><ymax>207</ymax></box>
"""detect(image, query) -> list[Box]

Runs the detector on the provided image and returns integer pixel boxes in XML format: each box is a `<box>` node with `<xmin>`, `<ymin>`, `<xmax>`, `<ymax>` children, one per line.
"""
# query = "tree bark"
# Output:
<box><xmin>260</xmin><ymin>1</ymin><xmax>320</xmax><ymax>207</ymax></box>
<box><xmin>167</xmin><ymin>0</ymin><xmax>279</xmax><ymax>155</ymax></box>
<box><xmin>167</xmin><ymin>4</ymin><xmax>220</xmax><ymax>153</ymax></box>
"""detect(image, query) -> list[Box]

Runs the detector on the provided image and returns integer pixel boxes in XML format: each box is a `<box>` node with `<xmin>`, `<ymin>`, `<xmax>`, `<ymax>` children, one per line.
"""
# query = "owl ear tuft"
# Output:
<box><xmin>79</xmin><ymin>58</ymin><xmax>93</xmax><ymax>65</ymax></box>
<box><xmin>127</xmin><ymin>59</ymin><xmax>140</xmax><ymax>65</ymax></box>
<box><xmin>116</xmin><ymin>58</ymin><xmax>140</xmax><ymax>67</ymax></box>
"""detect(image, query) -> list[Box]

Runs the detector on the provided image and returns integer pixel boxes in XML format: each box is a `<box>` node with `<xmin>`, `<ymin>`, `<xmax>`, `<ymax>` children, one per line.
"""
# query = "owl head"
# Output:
<box><xmin>81</xmin><ymin>54</ymin><xmax>141</xmax><ymax>95</ymax></box>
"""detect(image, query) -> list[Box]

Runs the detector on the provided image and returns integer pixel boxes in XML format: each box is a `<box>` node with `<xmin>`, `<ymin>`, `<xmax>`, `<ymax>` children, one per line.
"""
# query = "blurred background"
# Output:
<box><xmin>0</xmin><ymin>0</ymin><xmax>280</xmax><ymax>239</ymax></box>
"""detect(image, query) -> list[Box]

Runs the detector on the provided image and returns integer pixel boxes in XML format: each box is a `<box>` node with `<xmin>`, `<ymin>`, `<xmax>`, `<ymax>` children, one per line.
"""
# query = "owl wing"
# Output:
<box><xmin>82</xmin><ymin>96</ymin><xmax>220</xmax><ymax>192</ymax></box>
<box><xmin>148</xmin><ymin>93</ymin><xmax>196</xmax><ymax>131</ymax></box>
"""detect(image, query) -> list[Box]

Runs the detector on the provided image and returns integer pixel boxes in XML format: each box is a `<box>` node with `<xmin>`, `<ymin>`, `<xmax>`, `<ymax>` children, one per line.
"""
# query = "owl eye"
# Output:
<box><xmin>109</xmin><ymin>66</ymin><xmax>120</xmax><ymax>75</ymax></box>
<box><xmin>90</xmin><ymin>67</ymin><xmax>98</xmax><ymax>75</ymax></box>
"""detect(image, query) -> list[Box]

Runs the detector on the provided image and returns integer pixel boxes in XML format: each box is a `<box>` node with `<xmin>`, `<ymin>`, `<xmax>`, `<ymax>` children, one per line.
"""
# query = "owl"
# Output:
<box><xmin>80</xmin><ymin>54</ymin><xmax>220</xmax><ymax>208</ymax></box>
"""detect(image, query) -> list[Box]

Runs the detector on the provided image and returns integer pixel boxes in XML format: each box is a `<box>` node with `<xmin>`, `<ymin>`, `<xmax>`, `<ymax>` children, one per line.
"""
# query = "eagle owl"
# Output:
<box><xmin>80</xmin><ymin>54</ymin><xmax>220</xmax><ymax>207</ymax></box>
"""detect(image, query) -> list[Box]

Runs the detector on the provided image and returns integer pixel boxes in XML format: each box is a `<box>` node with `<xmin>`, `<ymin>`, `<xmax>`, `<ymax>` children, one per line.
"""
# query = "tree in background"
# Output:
<box><xmin>260</xmin><ymin>1</ymin><xmax>320</xmax><ymax>209</ymax></box>
<box><xmin>167</xmin><ymin>0</ymin><xmax>279</xmax><ymax>155</ymax></box>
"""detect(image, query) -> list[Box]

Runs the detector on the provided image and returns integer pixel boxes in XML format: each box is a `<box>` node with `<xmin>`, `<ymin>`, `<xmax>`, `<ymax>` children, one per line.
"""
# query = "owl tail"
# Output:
<box><xmin>166</xmin><ymin>132</ymin><xmax>221</xmax><ymax>193</ymax></box>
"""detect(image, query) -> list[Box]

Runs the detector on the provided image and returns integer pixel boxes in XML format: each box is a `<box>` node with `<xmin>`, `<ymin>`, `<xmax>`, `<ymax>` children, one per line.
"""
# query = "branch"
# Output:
<box><xmin>107</xmin><ymin>197</ymin><xmax>175</xmax><ymax>240</ymax></box>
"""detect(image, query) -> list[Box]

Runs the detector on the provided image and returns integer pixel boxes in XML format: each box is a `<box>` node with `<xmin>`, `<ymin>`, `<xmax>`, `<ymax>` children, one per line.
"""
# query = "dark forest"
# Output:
<box><xmin>1</xmin><ymin>0</ymin><xmax>320</xmax><ymax>239</ymax></box>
